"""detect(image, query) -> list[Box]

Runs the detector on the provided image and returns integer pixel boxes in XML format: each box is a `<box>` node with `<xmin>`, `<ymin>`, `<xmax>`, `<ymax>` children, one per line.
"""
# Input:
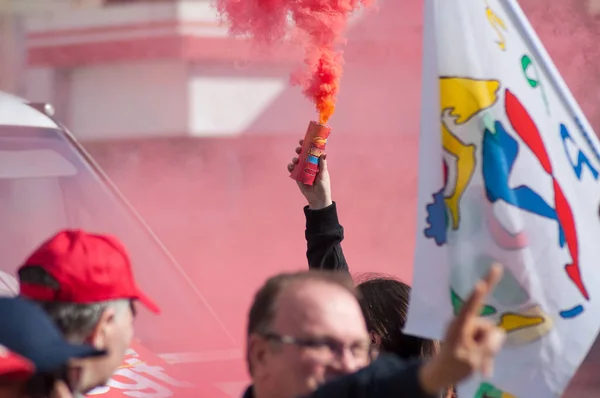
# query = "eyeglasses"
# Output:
<box><xmin>262</xmin><ymin>332</ymin><xmax>377</xmax><ymax>364</ymax></box>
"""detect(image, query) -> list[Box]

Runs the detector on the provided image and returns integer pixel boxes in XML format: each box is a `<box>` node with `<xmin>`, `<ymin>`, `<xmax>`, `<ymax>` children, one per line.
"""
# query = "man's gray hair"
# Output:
<box><xmin>18</xmin><ymin>266</ymin><xmax>130</xmax><ymax>343</ymax></box>
<box><xmin>37</xmin><ymin>299</ymin><xmax>130</xmax><ymax>343</ymax></box>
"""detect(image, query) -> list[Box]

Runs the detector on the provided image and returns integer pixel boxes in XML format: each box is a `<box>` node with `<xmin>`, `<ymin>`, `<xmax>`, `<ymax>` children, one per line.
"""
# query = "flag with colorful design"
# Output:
<box><xmin>405</xmin><ymin>0</ymin><xmax>600</xmax><ymax>397</ymax></box>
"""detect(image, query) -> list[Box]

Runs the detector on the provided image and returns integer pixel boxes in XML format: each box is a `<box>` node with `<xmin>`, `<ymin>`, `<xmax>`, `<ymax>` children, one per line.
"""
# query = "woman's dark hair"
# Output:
<box><xmin>356</xmin><ymin>275</ymin><xmax>438</xmax><ymax>359</ymax></box>
<box><xmin>356</xmin><ymin>274</ymin><xmax>456</xmax><ymax>398</ymax></box>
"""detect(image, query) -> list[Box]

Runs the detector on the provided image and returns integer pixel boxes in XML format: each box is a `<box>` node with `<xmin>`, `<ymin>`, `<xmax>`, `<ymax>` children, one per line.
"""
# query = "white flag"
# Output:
<box><xmin>405</xmin><ymin>1</ymin><xmax>600</xmax><ymax>397</ymax></box>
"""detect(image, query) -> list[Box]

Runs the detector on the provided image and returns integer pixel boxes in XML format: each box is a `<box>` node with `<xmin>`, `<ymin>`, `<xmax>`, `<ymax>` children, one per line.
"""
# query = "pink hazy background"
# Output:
<box><xmin>87</xmin><ymin>0</ymin><xmax>600</xmax><ymax>395</ymax></box>
<box><xmin>86</xmin><ymin>1</ymin><xmax>600</xmax><ymax>394</ymax></box>
<box><xmin>1</xmin><ymin>0</ymin><xmax>600</xmax><ymax>396</ymax></box>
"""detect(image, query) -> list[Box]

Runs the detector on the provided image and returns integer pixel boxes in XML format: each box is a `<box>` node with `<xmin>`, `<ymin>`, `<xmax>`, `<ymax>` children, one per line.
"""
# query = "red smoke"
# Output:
<box><xmin>215</xmin><ymin>0</ymin><xmax>372</xmax><ymax>124</ymax></box>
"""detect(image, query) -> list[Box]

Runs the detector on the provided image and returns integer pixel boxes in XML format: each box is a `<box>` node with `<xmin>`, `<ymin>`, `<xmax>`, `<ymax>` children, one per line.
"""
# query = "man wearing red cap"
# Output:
<box><xmin>16</xmin><ymin>229</ymin><xmax>160</xmax><ymax>395</ymax></box>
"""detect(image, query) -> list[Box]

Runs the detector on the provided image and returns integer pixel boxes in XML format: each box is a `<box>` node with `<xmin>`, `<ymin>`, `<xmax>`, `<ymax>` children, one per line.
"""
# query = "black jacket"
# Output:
<box><xmin>242</xmin><ymin>355</ymin><xmax>433</xmax><ymax>398</ymax></box>
<box><xmin>301</xmin><ymin>203</ymin><xmax>435</xmax><ymax>398</ymax></box>
<box><xmin>304</xmin><ymin>202</ymin><xmax>349</xmax><ymax>272</ymax></box>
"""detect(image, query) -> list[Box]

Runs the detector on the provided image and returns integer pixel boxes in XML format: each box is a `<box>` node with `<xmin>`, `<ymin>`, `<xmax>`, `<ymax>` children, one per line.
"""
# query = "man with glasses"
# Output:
<box><xmin>0</xmin><ymin>296</ymin><xmax>107</xmax><ymax>398</ymax></box>
<box><xmin>245</xmin><ymin>267</ymin><xmax>505</xmax><ymax>398</ymax></box>
<box><xmin>245</xmin><ymin>271</ymin><xmax>371</xmax><ymax>398</ymax></box>
<box><xmin>15</xmin><ymin>229</ymin><xmax>160</xmax><ymax>395</ymax></box>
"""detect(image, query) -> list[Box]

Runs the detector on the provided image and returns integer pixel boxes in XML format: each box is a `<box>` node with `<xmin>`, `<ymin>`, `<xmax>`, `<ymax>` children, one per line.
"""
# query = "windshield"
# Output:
<box><xmin>0</xmin><ymin>125</ymin><xmax>235</xmax><ymax>354</ymax></box>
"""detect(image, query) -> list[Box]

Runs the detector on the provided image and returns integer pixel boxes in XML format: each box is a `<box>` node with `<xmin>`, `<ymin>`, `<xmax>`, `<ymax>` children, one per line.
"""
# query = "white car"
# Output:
<box><xmin>0</xmin><ymin>91</ymin><xmax>245</xmax><ymax>397</ymax></box>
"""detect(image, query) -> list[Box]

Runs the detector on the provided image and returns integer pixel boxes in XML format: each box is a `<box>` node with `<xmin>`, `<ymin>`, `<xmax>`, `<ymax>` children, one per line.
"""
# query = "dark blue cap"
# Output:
<box><xmin>0</xmin><ymin>297</ymin><xmax>105</xmax><ymax>374</ymax></box>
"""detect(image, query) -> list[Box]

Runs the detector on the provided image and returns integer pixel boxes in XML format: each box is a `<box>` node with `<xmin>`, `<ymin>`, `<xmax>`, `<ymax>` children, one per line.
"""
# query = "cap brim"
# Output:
<box><xmin>30</xmin><ymin>342</ymin><xmax>106</xmax><ymax>374</ymax></box>
<box><xmin>135</xmin><ymin>289</ymin><xmax>160</xmax><ymax>314</ymax></box>
<box><xmin>1</xmin><ymin>353</ymin><xmax>34</xmax><ymax>381</ymax></box>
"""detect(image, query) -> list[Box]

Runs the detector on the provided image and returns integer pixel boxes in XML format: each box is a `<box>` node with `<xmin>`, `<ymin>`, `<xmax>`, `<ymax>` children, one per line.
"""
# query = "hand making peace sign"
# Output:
<box><xmin>419</xmin><ymin>264</ymin><xmax>506</xmax><ymax>395</ymax></box>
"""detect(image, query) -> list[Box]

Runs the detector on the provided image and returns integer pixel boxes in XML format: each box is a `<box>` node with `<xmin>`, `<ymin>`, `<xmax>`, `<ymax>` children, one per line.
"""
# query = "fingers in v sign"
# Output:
<box><xmin>449</xmin><ymin>264</ymin><xmax>505</xmax><ymax>374</ymax></box>
<box><xmin>418</xmin><ymin>264</ymin><xmax>506</xmax><ymax>396</ymax></box>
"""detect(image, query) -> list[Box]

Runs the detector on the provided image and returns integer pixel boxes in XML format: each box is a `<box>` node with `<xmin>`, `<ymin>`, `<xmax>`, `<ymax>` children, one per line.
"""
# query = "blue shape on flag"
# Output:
<box><xmin>307</xmin><ymin>155</ymin><xmax>319</xmax><ymax>165</ymax></box>
<box><xmin>424</xmin><ymin>188</ymin><xmax>447</xmax><ymax>246</ymax></box>
<box><xmin>574</xmin><ymin>117</ymin><xmax>600</xmax><ymax>166</ymax></box>
<box><xmin>560</xmin><ymin>304</ymin><xmax>584</xmax><ymax>319</ymax></box>
<box><xmin>560</xmin><ymin>123</ymin><xmax>599</xmax><ymax>181</ymax></box>
<box><xmin>482</xmin><ymin>121</ymin><xmax>565</xmax><ymax>247</ymax></box>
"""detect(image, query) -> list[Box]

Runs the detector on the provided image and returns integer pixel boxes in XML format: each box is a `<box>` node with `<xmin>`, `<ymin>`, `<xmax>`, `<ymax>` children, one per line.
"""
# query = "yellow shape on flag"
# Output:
<box><xmin>486</xmin><ymin>5</ymin><xmax>508</xmax><ymax>51</ymax></box>
<box><xmin>440</xmin><ymin>77</ymin><xmax>500</xmax><ymax>229</ymax></box>
<box><xmin>440</xmin><ymin>78</ymin><xmax>500</xmax><ymax>124</ymax></box>
<box><xmin>497</xmin><ymin>305</ymin><xmax>553</xmax><ymax>346</ymax></box>
<box><xmin>499</xmin><ymin>312</ymin><xmax>544</xmax><ymax>332</ymax></box>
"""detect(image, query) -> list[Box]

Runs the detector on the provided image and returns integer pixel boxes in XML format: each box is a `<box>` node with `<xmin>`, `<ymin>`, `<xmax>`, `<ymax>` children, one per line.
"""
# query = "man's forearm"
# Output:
<box><xmin>304</xmin><ymin>202</ymin><xmax>349</xmax><ymax>272</ymax></box>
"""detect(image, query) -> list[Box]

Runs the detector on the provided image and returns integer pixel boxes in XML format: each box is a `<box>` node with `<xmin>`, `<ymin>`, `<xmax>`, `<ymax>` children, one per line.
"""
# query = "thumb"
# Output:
<box><xmin>320</xmin><ymin>154</ymin><xmax>328</xmax><ymax>173</ymax></box>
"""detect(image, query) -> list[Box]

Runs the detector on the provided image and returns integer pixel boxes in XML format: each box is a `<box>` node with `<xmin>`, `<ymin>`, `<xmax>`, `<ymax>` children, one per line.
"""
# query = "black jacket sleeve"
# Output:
<box><xmin>304</xmin><ymin>202</ymin><xmax>349</xmax><ymax>272</ymax></box>
<box><xmin>306</xmin><ymin>355</ymin><xmax>436</xmax><ymax>398</ymax></box>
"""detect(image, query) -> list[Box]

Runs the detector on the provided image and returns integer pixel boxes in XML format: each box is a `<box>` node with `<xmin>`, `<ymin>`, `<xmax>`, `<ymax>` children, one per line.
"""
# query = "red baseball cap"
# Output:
<box><xmin>0</xmin><ymin>345</ymin><xmax>34</xmax><ymax>381</ymax></box>
<box><xmin>18</xmin><ymin>229</ymin><xmax>160</xmax><ymax>313</ymax></box>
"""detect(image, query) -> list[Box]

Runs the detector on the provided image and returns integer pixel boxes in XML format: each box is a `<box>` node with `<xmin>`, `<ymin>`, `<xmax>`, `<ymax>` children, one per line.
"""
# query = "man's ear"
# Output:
<box><xmin>248</xmin><ymin>334</ymin><xmax>270</xmax><ymax>377</ymax></box>
<box><xmin>88</xmin><ymin>307</ymin><xmax>116</xmax><ymax>350</ymax></box>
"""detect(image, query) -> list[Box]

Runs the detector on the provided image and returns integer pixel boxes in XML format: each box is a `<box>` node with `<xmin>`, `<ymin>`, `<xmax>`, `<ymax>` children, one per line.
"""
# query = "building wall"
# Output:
<box><xmin>0</xmin><ymin>14</ymin><xmax>24</xmax><ymax>95</ymax></box>
<box><xmin>16</xmin><ymin>0</ymin><xmax>600</xmax><ymax>141</ymax></box>
<box><xmin>69</xmin><ymin>60</ymin><xmax>189</xmax><ymax>139</ymax></box>
<box><xmin>20</xmin><ymin>0</ymin><xmax>419</xmax><ymax>139</ymax></box>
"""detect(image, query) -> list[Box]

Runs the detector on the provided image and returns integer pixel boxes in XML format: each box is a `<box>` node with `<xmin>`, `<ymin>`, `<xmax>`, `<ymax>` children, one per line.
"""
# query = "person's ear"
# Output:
<box><xmin>369</xmin><ymin>331</ymin><xmax>382</xmax><ymax>347</ymax></box>
<box><xmin>88</xmin><ymin>307</ymin><xmax>116</xmax><ymax>350</ymax></box>
<box><xmin>248</xmin><ymin>334</ymin><xmax>271</xmax><ymax>377</ymax></box>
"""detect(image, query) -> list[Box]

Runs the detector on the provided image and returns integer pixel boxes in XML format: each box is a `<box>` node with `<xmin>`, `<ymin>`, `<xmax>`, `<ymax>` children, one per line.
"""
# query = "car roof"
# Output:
<box><xmin>0</xmin><ymin>91</ymin><xmax>59</xmax><ymax>129</ymax></box>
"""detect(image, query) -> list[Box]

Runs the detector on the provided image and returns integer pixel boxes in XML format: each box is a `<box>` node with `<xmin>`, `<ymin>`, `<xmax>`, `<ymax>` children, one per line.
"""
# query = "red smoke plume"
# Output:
<box><xmin>215</xmin><ymin>0</ymin><xmax>372</xmax><ymax>124</ymax></box>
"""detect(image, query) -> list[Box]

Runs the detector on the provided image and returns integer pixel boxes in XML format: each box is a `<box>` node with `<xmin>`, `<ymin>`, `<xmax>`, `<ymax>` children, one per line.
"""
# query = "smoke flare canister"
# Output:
<box><xmin>290</xmin><ymin>121</ymin><xmax>331</xmax><ymax>186</ymax></box>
